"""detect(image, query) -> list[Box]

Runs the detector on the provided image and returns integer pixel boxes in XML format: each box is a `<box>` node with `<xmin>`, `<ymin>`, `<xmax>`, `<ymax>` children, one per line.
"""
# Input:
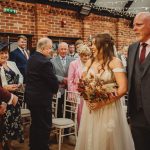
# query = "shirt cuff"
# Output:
<box><xmin>7</xmin><ymin>94</ymin><xmax>14</xmax><ymax>105</ymax></box>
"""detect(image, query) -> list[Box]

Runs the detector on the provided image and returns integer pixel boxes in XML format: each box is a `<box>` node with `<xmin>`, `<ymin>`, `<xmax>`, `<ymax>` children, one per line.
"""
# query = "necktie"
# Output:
<box><xmin>140</xmin><ymin>43</ymin><xmax>147</xmax><ymax>63</ymax></box>
<box><xmin>23</xmin><ymin>49</ymin><xmax>28</xmax><ymax>59</ymax></box>
<box><xmin>61</xmin><ymin>58</ymin><xmax>66</xmax><ymax>67</ymax></box>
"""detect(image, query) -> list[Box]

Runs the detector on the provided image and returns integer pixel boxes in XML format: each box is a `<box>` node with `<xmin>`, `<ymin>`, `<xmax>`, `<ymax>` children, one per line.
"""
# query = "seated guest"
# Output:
<box><xmin>0</xmin><ymin>86</ymin><xmax>18</xmax><ymax>114</ymax></box>
<box><xmin>0</xmin><ymin>86</ymin><xmax>18</xmax><ymax>150</ymax></box>
<box><xmin>68</xmin><ymin>44</ymin><xmax>91</xmax><ymax>127</ymax></box>
<box><xmin>0</xmin><ymin>41</ymin><xmax>24</xmax><ymax>150</ymax></box>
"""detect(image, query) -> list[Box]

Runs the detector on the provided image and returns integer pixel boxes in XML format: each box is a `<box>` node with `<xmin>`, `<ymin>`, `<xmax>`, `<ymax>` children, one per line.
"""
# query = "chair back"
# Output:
<box><xmin>63</xmin><ymin>90</ymin><xmax>80</xmax><ymax>123</ymax></box>
<box><xmin>52</xmin><ymin>93</ymin><xmax>59</xmax><ymax>118</ymax></box>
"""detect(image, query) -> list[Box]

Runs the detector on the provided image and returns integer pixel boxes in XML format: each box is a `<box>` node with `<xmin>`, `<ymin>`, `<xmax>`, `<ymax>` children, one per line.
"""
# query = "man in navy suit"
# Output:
<box><xmin>25</xmin><ymin>37</ymin><xmax>58</xmax><ymax>150</ymax></box>
<box><xmin>9</xmin><ymin>35</ymin><xmax>29</xmax><ymax>83</ymax></box>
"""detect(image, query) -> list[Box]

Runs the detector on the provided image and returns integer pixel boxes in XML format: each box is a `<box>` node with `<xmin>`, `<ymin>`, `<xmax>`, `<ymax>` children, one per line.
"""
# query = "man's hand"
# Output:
<box><xmin>63</xmin><ymin>77</ymin><xmax>68</xmax><ymax>85</ymax></box>
<box><xmin>3</xmin><ymin>84</ymin><xmax>19</xmax><ymax>91</ymax></box>
<box><xmin>12</xmin><ymin>94</ymin><xmax>18</xmax><ymax>106</ymax></box>
<box><xmin>0</xmin><ymin>103</ymin><xmax>7</xmax><ymax>115</ymax></box>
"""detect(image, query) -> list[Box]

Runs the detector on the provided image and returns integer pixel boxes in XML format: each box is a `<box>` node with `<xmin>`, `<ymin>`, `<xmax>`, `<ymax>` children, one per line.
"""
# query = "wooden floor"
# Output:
<box><xmin>11</xmin><ymin>125</ymin><xmax>75</xmax><ymax>150</ymax></box>
<box><xmin>11</xmin><ymin>138</ymin><xmax>75</xmax><ymax>150</ymax></box>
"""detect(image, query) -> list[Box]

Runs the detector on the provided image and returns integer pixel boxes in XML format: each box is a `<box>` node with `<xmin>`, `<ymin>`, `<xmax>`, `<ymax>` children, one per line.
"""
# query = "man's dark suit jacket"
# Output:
<box><xmin>127</xmin><ymin>42</ymin><xmax>150</xmax><ymax>124</ymax></box>
<box><xmin>9</xmin><ymin>48</ymin><xmax>28</xmax><ymax>82</ymax></box>
<box><xmin>24</xmin><ymin>51</ymin><xmax>59</xmax><ymax>107</ymax></box>
<box><xmin>0</xmin><ymin>86</ymin><xmax>11</xmax><ymax>104</ymax></box>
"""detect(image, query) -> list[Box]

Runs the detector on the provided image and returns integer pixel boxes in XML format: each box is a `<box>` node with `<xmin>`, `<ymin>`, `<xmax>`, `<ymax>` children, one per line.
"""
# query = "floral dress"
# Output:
<box><xmin>0</xmin><ymin>68</ymin><xmax>24</xmax><ymax>144</ymax></box>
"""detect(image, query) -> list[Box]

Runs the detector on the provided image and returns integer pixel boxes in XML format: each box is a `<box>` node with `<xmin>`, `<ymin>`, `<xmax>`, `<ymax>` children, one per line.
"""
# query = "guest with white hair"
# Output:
<box><xmin>25</xmin><ymin>37</ymin><xmax>59</xmax><ymax>150</ymax></box>
<box><xmin>51</xmin><ymin>42</ymin><xmax>74</xmax><ymax>118</ymax></box>
<box><xmin>68</xmin><ymin>44</ymin><xmax>91</xmax><ymax>127</ymax></box>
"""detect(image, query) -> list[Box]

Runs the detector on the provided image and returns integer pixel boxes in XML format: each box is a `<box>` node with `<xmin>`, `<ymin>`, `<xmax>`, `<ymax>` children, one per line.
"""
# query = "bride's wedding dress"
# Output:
<box><xmin>75</xmin><ymin>68</ymin><xmax>135</xmax><ymax>150</ymax></box>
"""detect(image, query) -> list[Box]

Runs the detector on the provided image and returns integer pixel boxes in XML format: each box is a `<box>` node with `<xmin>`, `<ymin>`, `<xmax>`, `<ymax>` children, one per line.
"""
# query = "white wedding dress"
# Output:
<box><xmin>75</xmin><ymin>68</ymin><xmax>135</xmax><ymax>150</ymax></box>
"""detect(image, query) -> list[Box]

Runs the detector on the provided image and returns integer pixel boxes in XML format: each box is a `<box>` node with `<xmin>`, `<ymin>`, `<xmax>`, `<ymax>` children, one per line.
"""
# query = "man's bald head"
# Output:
<box><xmin>133</xmin><ymin>12</ymin><xmax>150</xmax><ymax>42</ymax></box>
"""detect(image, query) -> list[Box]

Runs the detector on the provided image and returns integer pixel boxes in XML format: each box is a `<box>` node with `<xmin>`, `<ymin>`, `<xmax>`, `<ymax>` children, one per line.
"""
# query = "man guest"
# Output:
<box><xmin>9</xmin><ymin>35</ymin><xmax>29</xmax><ymax>83</ymax></box>
<box><xmin>51</xmin><ymin>42</ymin><xmax>74</xmax><ymax>117</ymax></box>
<box><xmin>25</xmin><ymin>37</ymin><xmax>58</xmax><ymax>150</ymax></box>
<box><xmin>127</xmin><ymin>12</ymin><xmax>150</xmax><ymax>150</ymax></box>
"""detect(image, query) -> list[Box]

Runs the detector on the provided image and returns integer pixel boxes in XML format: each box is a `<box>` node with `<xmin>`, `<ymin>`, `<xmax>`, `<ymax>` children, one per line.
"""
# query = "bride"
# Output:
<box><xmin>75</xmin><ymin>33</ymin><xmax>135</xmax><ymax>150</ymax></box>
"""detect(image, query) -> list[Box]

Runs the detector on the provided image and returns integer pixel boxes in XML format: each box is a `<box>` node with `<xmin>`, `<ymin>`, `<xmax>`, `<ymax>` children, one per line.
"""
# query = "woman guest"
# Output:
<box><xmin>68</xmin><ymin>44</ymin><xmax>91</xmax><ymax>127</ymax></box>
<box><xmin>75</xmin><ymin>33</ymin><xmax>135</xmax><ymax>150</ymax></box>
<box><xmin>0</xmin><ymin>41</ymin><xmax>24</xmax><ymax>150</ymax></box>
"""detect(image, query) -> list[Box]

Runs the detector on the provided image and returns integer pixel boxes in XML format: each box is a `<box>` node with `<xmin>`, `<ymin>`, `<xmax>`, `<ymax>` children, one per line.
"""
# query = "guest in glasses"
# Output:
<box><xmin>68</xmin><ymin>44</ymin><xmax>79</xmax><ymax>59</ymax></box>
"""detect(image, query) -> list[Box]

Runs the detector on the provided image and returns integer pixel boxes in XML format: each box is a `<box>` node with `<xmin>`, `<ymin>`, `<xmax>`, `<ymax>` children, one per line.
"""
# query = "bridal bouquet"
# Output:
<box><xmin>78</xmin><ymin>73</ymin><xmax>118</xmax><ymax>103</ymax></box>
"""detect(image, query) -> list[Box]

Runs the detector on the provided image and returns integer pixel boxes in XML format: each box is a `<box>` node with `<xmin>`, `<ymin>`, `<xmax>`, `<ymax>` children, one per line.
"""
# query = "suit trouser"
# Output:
<box><xmin>29</xmin><ymin>106</ymin><xmax>52</xmax><ymax>150</ymax></box>
<box><xmin>130</xmin><ymin>109</ymin><xmax>150</xmax><ymax>150</ymax></box>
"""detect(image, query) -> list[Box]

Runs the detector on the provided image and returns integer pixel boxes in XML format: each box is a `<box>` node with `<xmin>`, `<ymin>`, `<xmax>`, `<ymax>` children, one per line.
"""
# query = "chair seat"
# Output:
<box><xmin>21</xmin><ymin>108</ymin><xmax>30</xmax><ymax>117</ymax></box>
<box><xmin>52</xmin><ymin>118</ymin><xmax>74</xmax><ymax>126</ymax></box>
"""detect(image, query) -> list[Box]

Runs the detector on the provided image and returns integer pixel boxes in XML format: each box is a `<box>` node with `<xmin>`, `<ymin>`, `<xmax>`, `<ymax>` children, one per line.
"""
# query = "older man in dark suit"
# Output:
<box><xmin>25</xmin><ymin>37</ymin><xmax>58</xmax><ymax>150</ymax></box>
<box><xmin>127</xmin><ymin>12</ymin><xmax>150</xmax><ymax>150</ymax></box>
<box><xmin>9</xmin><ymin>35</ymin><xmax>29</xmax><ymax>83</ymax></box>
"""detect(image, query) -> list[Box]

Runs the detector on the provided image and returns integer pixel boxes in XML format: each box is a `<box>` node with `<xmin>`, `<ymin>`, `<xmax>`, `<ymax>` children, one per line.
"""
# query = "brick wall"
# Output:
<box><xmin>0</xmin><ymin>0</ymin><xmax>136</xmax><ymax>50</ymax></box>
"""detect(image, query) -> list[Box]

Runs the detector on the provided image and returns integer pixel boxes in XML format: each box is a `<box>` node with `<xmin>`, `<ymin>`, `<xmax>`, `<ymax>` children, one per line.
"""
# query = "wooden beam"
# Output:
<box><xmin>123</xmin><ymin>0</ymin><xmax>134</xmax><ymax>11</ymax></box>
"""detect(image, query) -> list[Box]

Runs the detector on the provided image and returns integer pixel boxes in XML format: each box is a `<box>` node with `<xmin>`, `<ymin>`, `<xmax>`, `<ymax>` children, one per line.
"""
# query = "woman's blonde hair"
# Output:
<box><xmin>77</xmin><ymin>44</ymin><xmax>91</xmax><ymax>56</ymax></box>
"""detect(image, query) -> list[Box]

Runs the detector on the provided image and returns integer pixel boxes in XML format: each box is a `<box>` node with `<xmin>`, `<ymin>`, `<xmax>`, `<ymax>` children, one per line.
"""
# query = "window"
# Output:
<box><xmin>0</xmin><ymin>33</ymin><xmax>33</xmax><ymax>52</ymax></box>
<box><xmin>48</xmin><ymin>36</ymin><xmax>81</xmax><ymax>51</ymax></box>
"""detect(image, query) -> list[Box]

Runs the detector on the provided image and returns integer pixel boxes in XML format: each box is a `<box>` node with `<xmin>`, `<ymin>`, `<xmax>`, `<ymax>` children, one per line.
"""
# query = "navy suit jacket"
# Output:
<box><xmin>24</xmin><ymin>52</ymin><xmax>59</xmax><ymax>107</ymax></box>
<box><xmin>9</xmin><ymin>48</ymin><xmax>28</xmax><ymax>82</ymax></box>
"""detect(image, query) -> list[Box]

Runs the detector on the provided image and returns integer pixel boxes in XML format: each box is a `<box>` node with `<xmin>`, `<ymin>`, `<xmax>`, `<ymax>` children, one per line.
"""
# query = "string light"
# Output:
<box><xmin>49</xmin><ymin>0</ymin><xmax>150</xmax><ymax>18</ymax></box>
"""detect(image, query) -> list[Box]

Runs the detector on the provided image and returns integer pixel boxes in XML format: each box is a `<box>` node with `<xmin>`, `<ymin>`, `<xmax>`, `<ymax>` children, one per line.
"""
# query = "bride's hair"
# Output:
<box><xmin>94</xmin><ymin>33</ymin><xmax>114</xmax><ymax>64</ymax></box>
<box><xmin>87</xmin><ymin>33</ymin><xmax>115</xmax><ymax>74</ymax></box>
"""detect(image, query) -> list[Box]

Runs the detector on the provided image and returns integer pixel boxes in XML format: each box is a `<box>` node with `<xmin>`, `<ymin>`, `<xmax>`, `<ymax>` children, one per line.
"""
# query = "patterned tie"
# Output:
<box><xmin>140</xmin><ymin>43</ymin><xmax>147</xmax><ymax>63</ymax></box>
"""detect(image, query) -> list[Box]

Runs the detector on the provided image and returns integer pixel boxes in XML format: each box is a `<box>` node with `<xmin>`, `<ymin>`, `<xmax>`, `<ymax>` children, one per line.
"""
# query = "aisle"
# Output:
<box><xmin>10</xmin><ymin>125</ymin><xmax>75</xmax><ymax>150</ymax></box>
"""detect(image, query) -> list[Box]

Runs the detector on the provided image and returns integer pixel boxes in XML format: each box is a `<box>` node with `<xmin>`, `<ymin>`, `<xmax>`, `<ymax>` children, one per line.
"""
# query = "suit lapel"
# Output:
<box><xmin>17</xmin><ymin>48</ymin><xmax>27</xmax><ymax>61</ymax></box>
<box><xmin>56</xmin><ymin>56</ymin><xmax>65</xmax><ymax>74</ymax></box>
<box><xmin>141</xmin><ymin>52</ymin><xmax>150</xmax><ymax>77</ymax></box>
<box><xmin>65</xmin><ymin>56</ymin><xmax>70</xmax><ymax>70</ymax></box>
<box><xmin>128</xmin><ymin>43</ymin><xmax>139</xmax><ymax>87</ymax></box>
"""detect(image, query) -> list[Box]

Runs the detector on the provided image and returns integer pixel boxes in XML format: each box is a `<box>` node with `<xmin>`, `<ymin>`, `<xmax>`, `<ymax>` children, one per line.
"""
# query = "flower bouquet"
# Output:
<box><xmin>78</xmin><ymin>73</ymin><xmax>118</xmax><ymax>103</ymax></box>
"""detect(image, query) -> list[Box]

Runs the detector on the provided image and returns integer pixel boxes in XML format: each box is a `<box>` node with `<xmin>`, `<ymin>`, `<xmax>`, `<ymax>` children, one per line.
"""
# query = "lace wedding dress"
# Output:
<box><xmin>75</xmin><ymin>68</ymin><xmax>135</xmax><ymax>150</ymax></box>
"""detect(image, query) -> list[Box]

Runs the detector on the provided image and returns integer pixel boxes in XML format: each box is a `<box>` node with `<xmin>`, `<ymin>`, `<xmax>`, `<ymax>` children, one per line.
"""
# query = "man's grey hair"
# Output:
<box><xmin>37</xmin><ymin>37</ymin><xmax>52</xmax><ymax>52</ymax></box>
<box><xmin>135</xmin><ymin>12</ymin><xmax>150</xmax><ymax>22</ymax></box>
<box><xmin>58</xmin><ymin>42</ymin><xmax>68</xmax><ymax>50</ymax></box>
